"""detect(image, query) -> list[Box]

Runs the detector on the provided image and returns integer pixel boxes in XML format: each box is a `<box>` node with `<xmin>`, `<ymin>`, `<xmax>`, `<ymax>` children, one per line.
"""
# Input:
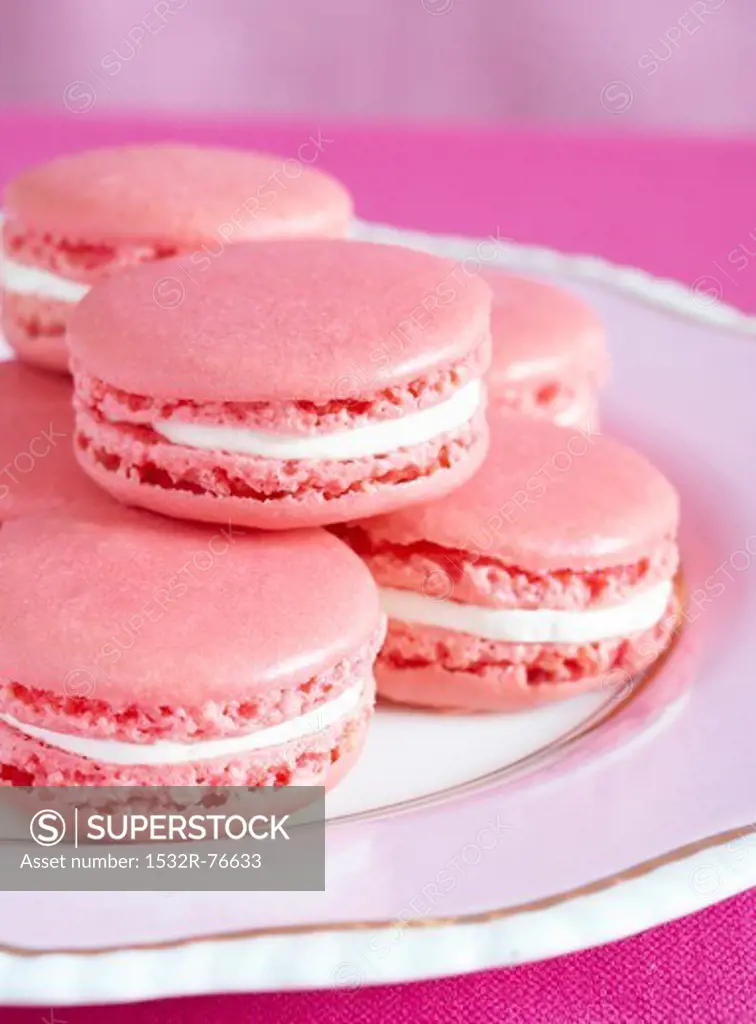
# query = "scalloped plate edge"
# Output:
<box><xmin>351</xmin><ymin>220</ymin><xmax>756</xmax><ymax>334</ymax></box>
<box><xmin>1</xmin><ymin>826</ymin><xmax>754</xmax><ymax>1004</ymax></box>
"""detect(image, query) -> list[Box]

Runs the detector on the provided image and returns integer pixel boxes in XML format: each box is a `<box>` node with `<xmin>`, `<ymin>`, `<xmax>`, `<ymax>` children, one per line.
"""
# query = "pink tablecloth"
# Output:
<box><xmin>5</xmin><ymin>894</ymin><xmax>756</xmax><ymax>1022</ymax></box>
<box><xmin>2</xmin><ymin>113</ymin><xmax>755</xmax><ymax>1021</ymax></box>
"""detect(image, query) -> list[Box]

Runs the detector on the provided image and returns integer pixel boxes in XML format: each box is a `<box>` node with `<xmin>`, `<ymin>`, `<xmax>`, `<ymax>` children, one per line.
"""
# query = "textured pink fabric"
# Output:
<box><xmin>5</xmin><ymin>895</ymin><xmax>756</xmax><ymax>1020</ymax></box>
<box><xmin>1</xmin><ymin>115</ymin><xmax>754</xmax><ymax>1019</ymax></box>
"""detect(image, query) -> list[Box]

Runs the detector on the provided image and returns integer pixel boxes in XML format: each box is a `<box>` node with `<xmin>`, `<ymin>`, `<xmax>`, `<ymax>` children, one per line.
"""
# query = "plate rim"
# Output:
<box><xmin>352</xmin><ymin>220</ymin><xmax>756</xmax><ymax>334</ymax></box>
<box><xmin>2</xmin><ymin>819</ymin><xmax>754</xmax><ymax>959</ymax></box>
<box><xmin>1</xmin><ymin>823</ymin><xmax>754</xmax><ymax>1005</ymax></box>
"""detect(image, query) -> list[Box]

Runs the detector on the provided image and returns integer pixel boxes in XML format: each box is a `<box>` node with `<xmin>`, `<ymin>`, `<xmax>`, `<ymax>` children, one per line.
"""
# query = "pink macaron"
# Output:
<box><xmin>336</xmin><ymin>416</ymin><xmax>680</xmax><ymax>711</ymax></box>
<box><xmin>484</xmin><ymin>272</ymin><xmax>608</xmax><ymax>428</ymax></box>
<box><xmin>0</xmin><ymin>513</ymin><xmax>383</xmax><ymax>787</ymax></box>
<box><xmin>0</xmin><ymin>360</ymin><xmax>115</xmax><ymax>523</ymax></box>
<box><xmin>69</xmin><ymin>239</ymin><xmax>492</xmax><ymax>530</ymax></box>
<box><xmin>2</xmin><ymin>143</ymin><xmax>353</xmax><ymax>373</ymax></box>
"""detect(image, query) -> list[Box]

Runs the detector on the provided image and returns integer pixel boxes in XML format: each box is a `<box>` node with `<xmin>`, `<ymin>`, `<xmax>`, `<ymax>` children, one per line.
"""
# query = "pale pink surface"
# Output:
<box><xmin>68</xmin><ymin>239</ymin><xmax>492</xmax><ymax>401</ymax></box>
<box><xmin>356</xmin><ymin>415</ymin><xmax>680</xmax><ymax>573</ymax></box>
<box><xmin>377</xmin><ymin>597</ymin><xmax>678</xmax><ymax>711</ymax></box>
<box><xmin>0</xmin><ymin>515</ymin><xmax>382</xmax><ymax>704</ymax></box>
<box><xmin>0</xmin><ymin>360</ymin><xmax>115</xmax><ymax>520</ymax></box>
<box><xmin>1</xmin><ymin>0</ymin><xmax>753</xmax><ymax>132</ymax></box>
<box><xmin>4</xmin><ymin>144</ymin><xmax>353</xmax><ymax>244</ymax></box>
<box><xmin>0</xmin><ymin>685</ymin><xmax>373</xmax><ymax>787</ymax></box>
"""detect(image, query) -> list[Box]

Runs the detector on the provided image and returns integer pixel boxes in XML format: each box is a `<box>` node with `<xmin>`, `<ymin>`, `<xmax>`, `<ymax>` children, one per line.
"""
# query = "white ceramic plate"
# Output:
<box><xmin>1</xmin><ymin>222</ymin><xmax>755</xmax><ymax>1005</ymax></box>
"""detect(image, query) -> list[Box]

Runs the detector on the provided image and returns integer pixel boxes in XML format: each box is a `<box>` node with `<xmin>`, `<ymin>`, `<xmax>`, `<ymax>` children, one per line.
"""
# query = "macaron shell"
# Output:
<box><xmin>1</xmin><ymin>292</ymin><xmax>73</xmax><ymax>374</ymax></box>
<box><xmin>68</xmin><ymin>240</ymin><xmax>492</xmax><ymax>402</ymax></box>
<box><xmin>376</xmin><ymin>643</ymin><xmax>656</xmax><ymax>711</ymax></box>
<box><xmin>0</xmin><ymin>361</ymin><xmax>115</xmax><ymax>520</ymax></box>
<box><xmin>0</xmin><ymin>515</ymin><xmax>382</xmax><ymax>702</ymax></box>
<box><xmin>376</xmin><ymin>593</ymin><xmax>679</xmax><ymax>711</ymax></box>
<box><xmin>0</xmin><ymin>688</ymin><xmax>372</xmax><ymax>788</ymax></box>
<box><xmin>5</xmin><ymin>144</ymin><xmax>353</xmax><ymax>244</ymax></box>
<box><xmin>486</xmin><ymin>371</ymin><xmax>601</xmax><ymax>430</ymax></box>
<box><xmin>354</xmin><ymin>416</ymin><xmax>680</xmax><ymax>572</ymax></box>
<box><xmin>73</xmin><ymin>421</ymin><xmax>489</xmax><ymax>529</ymax></box>
<box><xmin>484</xmin><ymin>271</ymin><xmax>608</xmax><ymax>387</ymax></box>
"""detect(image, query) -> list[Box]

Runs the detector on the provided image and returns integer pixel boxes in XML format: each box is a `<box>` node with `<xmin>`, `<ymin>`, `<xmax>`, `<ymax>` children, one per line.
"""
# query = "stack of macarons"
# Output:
<box><xmin>68</xmin><ymin>239</ymin><xmax>491</xmax><ymax>528</ymax></box>
<box><xmin>2</xmin><ymin>143</ymin><xmax>353</xmax><ymax>373</ymax></box>
<box><xmin>0</xmin><ymin>142</ymin><xmax>680</xmax><ymax>794</ymax></box>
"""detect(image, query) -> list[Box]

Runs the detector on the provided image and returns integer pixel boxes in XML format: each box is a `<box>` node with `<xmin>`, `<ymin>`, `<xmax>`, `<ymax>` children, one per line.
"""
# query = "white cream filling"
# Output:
<box><xmin>0</xmin><ymin>683</ymin><xmax>363</xmax><ymax>766</ymax></box>
<box><xmin>1</xmin><ymin>256</ymin><xmax>91</xmax><ymax>303</ymax></box>
<box><xmin>380</xmin><ymin>580</ymin><xmax>672</xmax><ymax>644</ymax></box>
<box><xmin>152</xmin><ymin>380</ymin><xmax>484</xmax><ymax>461</ymax></box>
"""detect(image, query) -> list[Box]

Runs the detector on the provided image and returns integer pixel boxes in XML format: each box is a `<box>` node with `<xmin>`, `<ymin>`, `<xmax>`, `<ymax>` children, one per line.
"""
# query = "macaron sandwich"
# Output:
<box><xmin>0</xmin><ymin>514</ymin><xmax>383</xmax><ymax>787</ymax></box>
<box><xmin>69</xmin><ymin>239</ymin><xmax>492</xmax><ymax>529</ymax></box>
<box><xmin>337</xmin><ymin>416</ymin><xmax>680</xmax><ymax>710</ymax></box>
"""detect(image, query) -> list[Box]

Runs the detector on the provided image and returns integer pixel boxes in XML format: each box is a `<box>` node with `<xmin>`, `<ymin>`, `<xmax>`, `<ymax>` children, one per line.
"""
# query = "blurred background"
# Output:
<box><xmin>0</xmin><ymin>0</ymin><xmax>752</xmax><ymax>131</ymax></box>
